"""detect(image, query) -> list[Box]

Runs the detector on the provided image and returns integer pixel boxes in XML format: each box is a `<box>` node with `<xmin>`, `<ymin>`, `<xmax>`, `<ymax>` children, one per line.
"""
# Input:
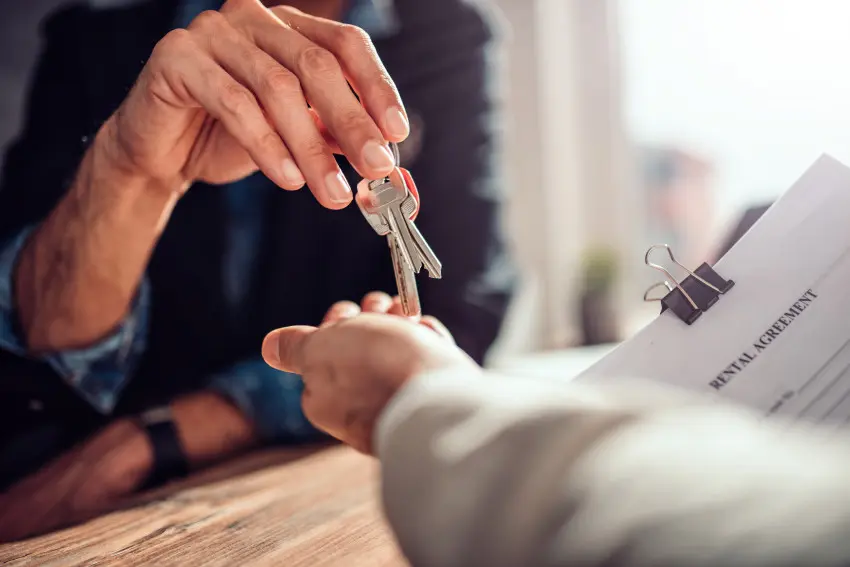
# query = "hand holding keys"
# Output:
<box><xmin>356</xmin><ymin>145</ymin><xmax>442</xmax><ymax>316</ymax></box>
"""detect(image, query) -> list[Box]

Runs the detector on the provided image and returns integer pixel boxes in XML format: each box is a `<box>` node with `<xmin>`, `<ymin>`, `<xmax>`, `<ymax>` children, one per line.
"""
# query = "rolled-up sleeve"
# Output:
<box><xmin>208</xmin><ymin>358</ymin><xmax>321</xmax><ymax>443</ymax></box>
<box><xmin>0</xmin><ymin>226</ymin><xmax>150</xmax><ymax>414</ymax></box>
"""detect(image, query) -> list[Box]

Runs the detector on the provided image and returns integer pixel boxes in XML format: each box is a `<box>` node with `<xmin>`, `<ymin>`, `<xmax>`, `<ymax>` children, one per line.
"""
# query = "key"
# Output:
<box><xmin>357</xmin><ymin>167</ymin><xmax>442</xmax><ymax>316</ymax></box>
<box><xmin>357</xmin><ymin>175</ymin><xmax>422</xmax><ymax>315</ymax></box>
<box><xmin>389</xmin><ymin>230</ymin><xmax>421</xmax><ymax>316</ymax></box>
<box><xmin>391</xmin><ymin>170</ymin><xmax>442</xmax><ymax>278</ymax></box>
<box><xmin>398</xmin><ymin>190</ymin><xmax>442</xmax><ymax>278</ymax></box>
<box><xmin>357</xmin><ymin>172</ymin><xmax>421</xmax><ymax>314</ymax></box>
<box><xmin>358</xmin><ymin>169</ymin><xmax>442</xmax><ymax>278</ymax></box>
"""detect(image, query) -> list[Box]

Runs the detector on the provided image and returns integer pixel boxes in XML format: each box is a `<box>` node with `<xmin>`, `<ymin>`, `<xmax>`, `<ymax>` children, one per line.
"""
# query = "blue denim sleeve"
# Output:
<box><xmin>0</xmin><ymin>226</ymin><xmax>150</xmax><ymax>414</ymax></box>
<box><xmin>207</xmin><ymin>358</ymin><xmax>321</xmax><ymax>443</ymax></box>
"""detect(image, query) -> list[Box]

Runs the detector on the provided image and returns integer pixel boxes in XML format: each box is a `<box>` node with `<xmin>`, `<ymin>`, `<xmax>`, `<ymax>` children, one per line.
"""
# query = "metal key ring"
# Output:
<box><xmin>390</xmin><ymin>142</ymin><xmax>401</xmax><ymax>167</ymax></box>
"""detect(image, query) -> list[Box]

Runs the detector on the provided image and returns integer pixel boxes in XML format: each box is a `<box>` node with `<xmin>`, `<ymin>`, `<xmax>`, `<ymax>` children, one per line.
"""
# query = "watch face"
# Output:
<box><xmin>141</xmin><ymin>406</ymin><xmax>173</xmax><ymax>426</ymax></box>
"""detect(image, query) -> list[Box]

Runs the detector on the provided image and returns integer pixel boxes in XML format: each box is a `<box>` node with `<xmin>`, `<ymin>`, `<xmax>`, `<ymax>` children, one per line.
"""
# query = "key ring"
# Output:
<box><xmin>390</xmin><ymin>142</ymin><xmax>401</xmax><ymax>167</ymax></box>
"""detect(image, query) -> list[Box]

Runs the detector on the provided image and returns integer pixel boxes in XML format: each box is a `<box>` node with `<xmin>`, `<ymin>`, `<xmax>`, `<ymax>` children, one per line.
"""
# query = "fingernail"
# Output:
<box><xmin>362</xmin><ymin>140</ymin><xmax>396</xmax><ymax>172</ymax></box>
<box><xmin>385</xmin><ymin>107</ymin><xmax>410</xmax><ymax>140</ymax></box>
<box><xmin>281</xmin><ymin>159</ymin><xmax>305</xmax><ymax>187</ymax></box>
<box><xmin>262</xmin><ymin>332</ymin><xmax>280</xmax><ymax>366</ymax></box>
<box><xmin>324</xmin><ymin>171</ymin><xmax>352</xmax><ymax>204</ymax></box>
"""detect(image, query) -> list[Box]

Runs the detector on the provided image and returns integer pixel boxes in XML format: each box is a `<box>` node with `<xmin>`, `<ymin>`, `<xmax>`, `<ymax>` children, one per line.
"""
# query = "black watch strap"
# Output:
<box><xmin>137</xmin><ymin>406</ymin><xmax>189</xmax><ymax>490</ymax></box>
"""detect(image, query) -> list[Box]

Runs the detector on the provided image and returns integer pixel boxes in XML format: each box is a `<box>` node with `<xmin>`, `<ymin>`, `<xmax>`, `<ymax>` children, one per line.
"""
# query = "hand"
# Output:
<box><xmin>98</xmin><ymin>0</ymin><xmax>408</xmax><ymax>208</ymax></box>
<box><xmin>0</xmin><ymin>420</ymin><xmax>151</xmax><ymax>542</ymax></box>
<box><xmin>262</xmin><ymin>292</ymin><xmax>479</xmax><ymax>454</ymax></box>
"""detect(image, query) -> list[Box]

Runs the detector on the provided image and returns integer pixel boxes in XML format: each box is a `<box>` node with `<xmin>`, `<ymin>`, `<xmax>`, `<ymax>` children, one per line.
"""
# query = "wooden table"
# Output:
<box><xmin>0</xmin><ymin>446</ymin><xmax>406</xmax><ymax>566</ymax></box>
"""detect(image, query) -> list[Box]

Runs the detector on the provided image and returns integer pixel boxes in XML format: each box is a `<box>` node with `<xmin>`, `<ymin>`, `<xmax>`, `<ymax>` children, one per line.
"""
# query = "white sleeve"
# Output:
<box><xmin>375</xmin><ymin>369</ymin><xmax>850</xmax><ymax>567</ymax></box>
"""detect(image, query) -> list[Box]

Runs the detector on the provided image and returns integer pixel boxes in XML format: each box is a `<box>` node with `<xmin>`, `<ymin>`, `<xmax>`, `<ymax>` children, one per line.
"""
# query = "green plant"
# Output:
<box><xmin>581</xmin><ymin>247</ymin><xmax>619</xmax><ymax>295</ymax></box>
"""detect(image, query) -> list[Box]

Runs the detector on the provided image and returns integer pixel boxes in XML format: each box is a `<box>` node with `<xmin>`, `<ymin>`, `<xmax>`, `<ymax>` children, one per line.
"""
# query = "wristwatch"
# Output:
<box><xmin>136</xmin><ymin>405</ymin><xmax>189</xmax><ymax>490</ymax></box>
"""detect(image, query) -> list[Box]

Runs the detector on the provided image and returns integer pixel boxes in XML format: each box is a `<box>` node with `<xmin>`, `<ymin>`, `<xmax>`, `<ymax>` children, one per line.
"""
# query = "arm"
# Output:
<box><xmin>0</xmin><ymin>226</ymin><xmax>150</xmax><ymax>412</ymax></box>
<box><xmin>262</xmin><ymin>303</ymin><xmax>850</xmax><ymax>566</ymax></box>
<box><xmin>377</xmin><ymin>370</ymin><xmax>850</xmax><ymax>567</ymax></box>
<box><xmin>124</xmin><ymin>357</ymin><xmax>321</xmax><ymax>470</ymax></box>
<box><xmin>207</xmin><ymin>357</ymin><xmax>322</xmax><ymax>443</ymax></box>
<box><xmin>0</xmin><ymin>9</ymin><xmax>160</xmax><ymax>412</ymax></box>
<box><xmin>3</xmin><ymin>1</ymin><xmax>413</xmax><ymax>354</ymax></box>
<box><xmin>0</xmin><ymin>389</ymin><xmax>257</xmax><ymax>542</ymax></box>
<box><xmin>410</xmin><ymin>7</ymin><xmax>515</xmax><ymax>364</ymax></box>
<box><xmin>0</xmin><ymin>6</ymin><xmax>175</xmax><ymax>362</ymax></box>
<box><xmin>14</xmin><ymin>127</ymin><xmax>179</xmax><ymax>352</ymax></box>
<box><xmin>0</xmin><ymin>8</ymin><xmax>179</xmax><ymax>353</ymax></box>
<box><xmin>0</xmin><ymin>355</ymin><xmax>321</xmax><ymax>541</ymax></box>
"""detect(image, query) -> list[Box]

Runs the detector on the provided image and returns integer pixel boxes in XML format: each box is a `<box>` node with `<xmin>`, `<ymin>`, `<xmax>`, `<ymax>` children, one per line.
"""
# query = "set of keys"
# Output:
<box><xmin>355</xmin><ymin>143</ymin><xmax>442</xmax><ymax>316</ymax></box>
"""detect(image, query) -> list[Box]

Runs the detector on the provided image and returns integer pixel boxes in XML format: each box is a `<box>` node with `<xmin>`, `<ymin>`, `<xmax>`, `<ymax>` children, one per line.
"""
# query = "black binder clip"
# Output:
<box><xmin>643</xmin><ymin>244</ymin><xmax>735</xmax><ymax>325</ymax></box>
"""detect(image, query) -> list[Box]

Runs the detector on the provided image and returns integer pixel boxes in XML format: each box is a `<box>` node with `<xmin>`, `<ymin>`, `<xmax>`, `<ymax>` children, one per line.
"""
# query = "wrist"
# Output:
<box><xmin>135</xmin><ymin>407</ymin><xmax>190</xmax><ymax>490</ymax></box>
<box><xmin>373</xmin><ymin>364</ymin><xmax>481</xmax><ymax>458</ymax></box>
<box><xmin>93</xmin><ymin>116</ymin><xmax>188</xmax><ymax>201</ymax></box>
<box><xmin>78</xmin><ymin>120</ymin><xmax>184</xmax><ymax>238</ymax></box>
<box><xmin>79</xmin><ymin>420</ymin><xmax>154</xmax><ymax>495</ymax></box>
<box><xmin>170</xmin><ymin>392</ymin><xmax>259</xmax><ymax>469</ymax></box>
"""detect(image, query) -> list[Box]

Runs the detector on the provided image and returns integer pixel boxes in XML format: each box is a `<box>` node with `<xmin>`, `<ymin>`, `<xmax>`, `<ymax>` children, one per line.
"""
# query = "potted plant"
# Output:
<box><xmin>579</xmin><ymin>247</ymin><xmax>620</xmax><ymax>346</ymax></box>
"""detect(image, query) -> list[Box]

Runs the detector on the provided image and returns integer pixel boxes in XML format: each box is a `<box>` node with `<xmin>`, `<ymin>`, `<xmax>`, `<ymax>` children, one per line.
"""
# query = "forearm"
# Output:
<box><xmin>108</xmin><ymin>391</ymin><xmax>259</xmax><ymax>478</ymax></box>
<box><xmin>378</xmin><ymin>371</ymin><xmax>850</xmax><ymax>567</ymax></box>
<box><xmin>0</xmin><ymin>391</ymin><xmax>257</xmax><ymax>542</ymax></box>
<box><xmin>168</xmin><ymin>391</ymin><xmax>260</xmax><ymax>468</ymax></box>
<box><xmin>15</xmin><ymin>119</ymin><xmax>181</xmax><ymax>351</ymax></box>
<box><xmin>131</xmin><ymin>358</ymin><xmax>315</xmax><ymax>472</ymax></box>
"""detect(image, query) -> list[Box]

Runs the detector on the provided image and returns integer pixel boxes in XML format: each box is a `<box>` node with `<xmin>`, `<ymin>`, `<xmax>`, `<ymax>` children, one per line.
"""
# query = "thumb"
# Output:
<box><xmin>262</xmin><ymin>326</ymin><xmax>316</xmax><ymax>373</ymax></box>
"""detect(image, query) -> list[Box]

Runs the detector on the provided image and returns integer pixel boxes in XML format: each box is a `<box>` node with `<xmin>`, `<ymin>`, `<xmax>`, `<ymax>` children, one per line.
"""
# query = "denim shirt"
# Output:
<box><xmin>0</xmin><ymin>0</ymin><xmax>395</xmax><ymax>442</ymax></box>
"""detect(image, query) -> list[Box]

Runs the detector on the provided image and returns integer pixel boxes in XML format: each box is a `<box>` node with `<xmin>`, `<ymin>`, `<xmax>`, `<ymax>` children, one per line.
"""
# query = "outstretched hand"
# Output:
<box><xmin>262</xmin><ymin>292</ymin><xmax>478</xmax><ymax>454</ymax></box>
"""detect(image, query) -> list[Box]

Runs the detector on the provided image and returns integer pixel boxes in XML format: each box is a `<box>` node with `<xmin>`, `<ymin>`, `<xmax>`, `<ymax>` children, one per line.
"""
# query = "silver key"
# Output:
<box><xmin>399</xmin><ymin>191</ymin><xmax>442</xmax><ymax>278</ymax></box>
<box><xmin>389</xmin><ymin>231</ymin><xmax>421</xmax><ymax>316</ymax></box>
<box><xmin>358</xmin><ymin>175</ymin><xmax>421</xmax><ymax>314</ymax></box>
<box><xmin>359</xmin><ymin>174</ymin><xmax>442</xmax><ymax>278</ymax></box>
<box><xmin>357</xmin><ymin>168</ymin><xmax>442</xmax><ymax>315</ymax></box>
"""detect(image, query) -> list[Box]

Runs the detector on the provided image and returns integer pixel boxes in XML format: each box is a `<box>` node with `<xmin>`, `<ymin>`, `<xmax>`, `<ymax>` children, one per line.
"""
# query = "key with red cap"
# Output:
<box><xmin>356</xmin><ymin>148</ymin><xmax>441</xmax><ymax>317</ymax></box>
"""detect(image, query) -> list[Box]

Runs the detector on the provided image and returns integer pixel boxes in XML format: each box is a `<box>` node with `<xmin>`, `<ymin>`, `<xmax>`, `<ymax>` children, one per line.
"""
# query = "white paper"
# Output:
<box><xmin>578</xmin><ymin>154</ymin><xmax>850</xmax><ymax>424</ymax></box>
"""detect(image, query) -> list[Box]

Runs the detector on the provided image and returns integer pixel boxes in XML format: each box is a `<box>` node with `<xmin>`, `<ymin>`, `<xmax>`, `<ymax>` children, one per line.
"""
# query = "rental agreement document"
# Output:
<box><xmin>578</xmin><ymin>154</ymin><xmax>850</xmax><ymax>424</ymax></box>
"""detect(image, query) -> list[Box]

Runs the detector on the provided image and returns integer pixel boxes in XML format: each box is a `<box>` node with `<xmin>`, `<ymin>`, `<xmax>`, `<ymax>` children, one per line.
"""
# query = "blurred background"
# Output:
<box><xmin>3</xmin><ymin>0</ymin><xmax>850</xmax><ymax>366</ymax></box>
<box><xmin>488</xmin><ymin>0</ymin><xmax>850</xmax><ymax>366</ymax></box>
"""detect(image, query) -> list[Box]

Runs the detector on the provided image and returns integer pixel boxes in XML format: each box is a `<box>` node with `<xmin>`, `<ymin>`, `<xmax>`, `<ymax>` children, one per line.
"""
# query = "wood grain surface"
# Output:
<box><xmin>0</xmin><ymin>446</ymin><xmax>406</xmax><ymax>566</ymax></box>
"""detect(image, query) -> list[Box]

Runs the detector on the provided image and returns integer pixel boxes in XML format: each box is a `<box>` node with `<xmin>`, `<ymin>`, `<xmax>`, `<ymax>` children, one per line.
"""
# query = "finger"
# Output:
<box><xmin>275</xmin><ymin>7</ymin><xmax>410</xmax><ymax>143</ymax></box>
<box><xmin>387</xmin><ymin>296</ymin><xmax>406</xmax><ymax>316</ymax></box>
<box><xmin>309</xmin><ymin>108</ymin><xmax>343</xmax><ymax>154</ymax></box>
<box><xmin>262</xmin><ymin>325</ymin><xmax>316</xmax><ymax>373</ymax></box>
<box><xmin>190</xmin><ymin>11</ymin><xmax>359</xmax><ymax>208</ymax></box>
<box><xmin>420</xmin><ymin>316</ymin><xmax>456</xmax><ymax>343</ymax></box>
<box><xmin>387</xmin><ymin>296</ymin><xmax>420</xmax><ymax>321</ymax></box>
<box><xmin>244</xmin><ymin>7</ymin><xmax>397</xmax><ymax>180</ymax></box>
<box><xmin>360</xmin><ymin>291</ymin><xmax>393</xmax><ymax>313</ymax></box>
<box><xmin>155</xmin><ymin>28</ymin><xmax>296</xmax><ymax>191</ymax></box>
<box><xmin>322</xmin><ymin>300</ymin><xmax>360</xmax><ymax>326</ymax></box>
